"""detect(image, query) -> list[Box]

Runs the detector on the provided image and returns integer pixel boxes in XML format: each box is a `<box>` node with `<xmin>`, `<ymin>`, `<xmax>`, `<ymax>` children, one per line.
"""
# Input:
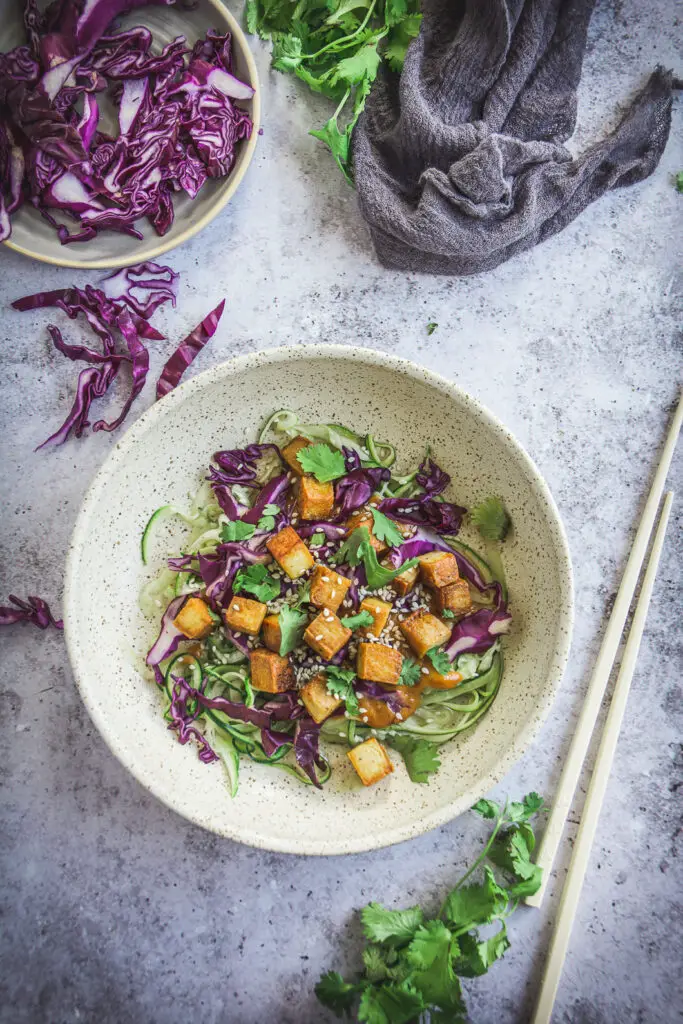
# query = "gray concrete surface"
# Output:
<box><xmin>1</xmin><ymin>0</ymin><xmax>681</xmax><ymax>1021</ymax></box>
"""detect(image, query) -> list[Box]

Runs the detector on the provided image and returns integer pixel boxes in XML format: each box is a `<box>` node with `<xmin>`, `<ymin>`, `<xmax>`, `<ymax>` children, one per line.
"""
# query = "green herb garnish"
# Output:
<box><xmin>297</xmin><ymin>442</ymin><xmax>346</xmax><ymax>482</ymax></box>
<box><xmin>316</xmin><ymin>794</ymin><xmax>544</xmax><ymax>1020</ymax></box>
<box><xmin>341</xmin><ymin>610</ymin><xmax>375</xmax><ymax>630</ymax></box>
<box><xmin>247</xmin><ymin>0</ymin><xmax>422</xmax><ymax>184</ymax></box>
<box><xmin>398</xmin><ymin>657</ymin><xmax>422</xmax><ymax>687</ymax></box>
<box><xmin>370</xmin><ymin>506</ymin><xmax>404</xmax><ymax>548</ymax></box>
<box><xmin>471</xmin><ymin>496</ymin><xmax>511</xmax><ymax>542</ymax></box>
<box><xmin>426</xmin><ymin>646</ymin><xmax>451</xmax><ymax>675</ymax></box>
<box><xmin>326</xmin><ymin>665</ymin><xmax>359</xmax><ymax>716</ymax></box>
<box><xmin>257</xmin><ymin>503</ymin><xmax>280</xmax><ymax>532</ymax></box>
<box><xmin>427</xmin><ymin>321</ymin><xmax>438</xmax><ymax>335</ymax></box>
<box><xmin>441</xmin><ymin>609</ymin><xmax>455</xmax><ymax>619</ymax></box>
<box><xmin>334</xmin><ymin>526</ymin><xmax>418</xmax><ymax>590</ymax></box>
<box><xmin>277</xmin><ymin>605</ymin><xmax>308</xmax><ymax>656</ymax></box>
<box><xmin>233</xmin><ymin>564</ymin><xmax>280</xmax><ymax>602</ymax></box>
<box><xmin>676</xmin><ymin>171</ymin><xmax>683</xmax><ymax>193</ymax></box>
<box><xmin>220</xmin><ymin>520</ymin><xmax>256</xmax><ymax>542</ymax></box>
<box><xmin>309</xmin><ymin>531</ymin><xmax>326</xmax><ymax>548</ymax></box>
<box><xmin>386</xmin><ymin>735</ymin><xmax>440</xmax><ymax>782</ymax></box>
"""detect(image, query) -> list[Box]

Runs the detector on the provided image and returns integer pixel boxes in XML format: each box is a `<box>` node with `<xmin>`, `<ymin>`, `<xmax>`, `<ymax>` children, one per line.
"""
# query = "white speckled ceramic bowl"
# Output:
<box><xmin>64</xmin><ymin>346</ymin><xmax>573</xmax><ymax>854</ymax></box>
<box><xmin>1</xmin><ymin>0</ymin><xmax>260</xmax><ymax>270</ymax></box>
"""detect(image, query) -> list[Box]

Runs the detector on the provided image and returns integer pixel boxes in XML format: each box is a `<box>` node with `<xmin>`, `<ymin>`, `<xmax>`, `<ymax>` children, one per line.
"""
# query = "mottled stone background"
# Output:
<box><xmin>1</xmin><ymin>1</ymin><xmax>681</xmax><ymax>1021</ymax></box>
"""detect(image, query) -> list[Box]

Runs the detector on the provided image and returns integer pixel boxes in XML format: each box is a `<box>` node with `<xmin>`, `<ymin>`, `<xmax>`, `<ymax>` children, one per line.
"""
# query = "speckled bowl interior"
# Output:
<box><xmin>0</xmin><ymin>0</ymin><xmax>260</xmax><ymax>270</ymax></box>
<box><xmin>64</xmin><ymin>346</ymin><xmax>573</xmax><ymax>854</ymax></box>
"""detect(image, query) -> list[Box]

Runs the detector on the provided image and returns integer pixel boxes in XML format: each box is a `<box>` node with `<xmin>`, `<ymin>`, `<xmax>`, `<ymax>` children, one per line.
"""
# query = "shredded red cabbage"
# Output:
<box><xmin>155</xmin><ymin>298</ymin><xmax>225</xmax><ymax>399</ymax></box>
<box><xmin>293</xmin><ymin>718</ymin><xmax>327</xmax><ymax>789</ymax></box>
<box><xmin>0</xmin><ymin>1</ymin><xmax>254</xmax><ymax>244</ymax></box>
<box><xmin>0</xmin><ymin>594</ymin><xmax>63</xmax><ymax>629</ymax></box>
<box><xmin>378</xmin><ymin>495</ymin><xmax>466</xmax><ymax>535</ymax></box>
<box><xmin>416</xmin><ymin>455</ymin><xmax>450</xmax><ymax>496</ymax></box>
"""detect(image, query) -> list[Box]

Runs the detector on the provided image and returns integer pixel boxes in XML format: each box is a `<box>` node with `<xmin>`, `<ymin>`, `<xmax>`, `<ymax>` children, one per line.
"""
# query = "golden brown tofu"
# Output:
<box><xmin>266</xmin><ymin>526</ymin><xmax>315</xmax><ymax>579</ymax></box>
<box><xmin>345</xmin><ymin>510</ymin><xmax>386</xmax><ymax>554</ymax></box>
<box><xmin>399</xmin><ymin>610</ymin><xmax>452</xmax><ymax>658</ymax></box>
<box><xmin>391</xmin><ymin>562</ymin><xmax>419</xmax><ymax>596</ymax></box>
<box><xmin>309</xmin><ymin>564</ymin><xmax>352</xmax><ymax>613</ymax></box>
<box><xmin>359</xmin><ymin>597</ymin><xmax>392</xmax><ymax>637</ymax></box>
<box><xmin>357</xmin><ymin>642</ymin><xmax>403</xmax><ymax>685</ymax></box>
<box><xmin>357</xmin><ymin>685</ymin><xmax>423</xmax><ymax>728</ymax></box>
<box><xmin>249</xmin><ymin>648</ymin><xmax>295</xmax><ymax>693</ymax></box>
<box><xmin>173</xmin><ymin>596</ymin><xmax>214</xmax><ymax>639</ymax></box>
<box><xmin>420</xmin><ymin>662</ymin><xmax>462</xmax><ymax>689</ymax></box>
<box><xmin>281</xmin><ymin>435</ymin><xmax>311</xmax><ymax>475</ymax></box>
<box><xmin>300</xmin><ymin>672</ymin><xmax>343</xmax><ymax>724</ymax></box>
<box><xmin>435</xmin><ymin>579</ymin><xmax>473</xmax><ymax>617</ymax></box>
<box><xmin>418</xmin><ymin>551</ymin><xmax>460</xmax><ymax>590</ymax></box>
<box><xmin>224</xmin><ymin>595</ymin><xmax>267</xmax><ymax>636</ymax></box>
<box><xmin>347</xmin><ymin>737</ymin><xmax>394</xmax><ymax>786</ymax></box>
<box><xmin>304</xmin><ymin>610</ymin><xmax>352</xmax><ymax>660</ymax></box>
<box><xmin>297</xmin><ymin>475</ymin><xmax>335</xmax><ymax>520</ymax></box>
<box><xmin>261</xmin><ymin>613</ymin><xmax>282</xmax><ymax>653</ymax></box>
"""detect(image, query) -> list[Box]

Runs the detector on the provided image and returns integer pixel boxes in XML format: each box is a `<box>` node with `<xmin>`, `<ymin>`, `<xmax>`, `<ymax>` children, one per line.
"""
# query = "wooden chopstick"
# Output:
<box><xmin>530</xmin><ymin>491</ymin><xmax>675</xmax><ymax>1024</ymax></box>
<box><xmin>525</xmin><ymin>391</ymin><xmax>683</xmax><ymax>908</ymax></box>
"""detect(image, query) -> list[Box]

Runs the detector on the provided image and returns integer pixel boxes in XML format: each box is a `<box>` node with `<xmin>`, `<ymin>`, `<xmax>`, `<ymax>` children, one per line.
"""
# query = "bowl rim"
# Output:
<box><xmin>2</xmin><ymin>0</ymin><xmax>261</xmax><ymax>271</ymax></box>
<box><xmin>64</xmin><ymin>344</ymin><xmax>574</xmax><ymax>855</ymax></box>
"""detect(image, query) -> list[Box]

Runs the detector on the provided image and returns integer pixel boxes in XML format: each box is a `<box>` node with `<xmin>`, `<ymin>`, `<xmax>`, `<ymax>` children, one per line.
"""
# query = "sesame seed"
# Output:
<box><xmin>421</xmin><ymin>667</ymin><xmax>429</xmax><ymax>675</ymax></box>
<box><xmin>362</xmin><ymin>716</ymin><xmax>369</xmax><ymax>723</ymax></box>
<box><xmin>336</xmin><ymin>577</ymin><xmax>343</xmax><ymax>585</ymax></box>
<box><xmin>321</xmin><ymin>575</ymin><xmax>329</xmax><ymax>582</ymax></box>
<box><xmin>233</xmin><ymin>603</ymin><xmax>240</xmax><ymax>610</ymax></box>
<box><xmin>315</xmin><ymin>634</ymin><xmax>323</xmax><ymax>641</ymax></box>
<box><xmin>395</xmin><ymin>713</ymin><xmax>403</xmax><ymax>721</ymax></box>
<box><xmin>233</xmin><ymin>632</ymin><xmax>242</xmax><ymax>638</ymax></box>
<box><xmin>331</xmin><ymin>590</ymin><xmax>336</xmax><ymax>598</ymax></box>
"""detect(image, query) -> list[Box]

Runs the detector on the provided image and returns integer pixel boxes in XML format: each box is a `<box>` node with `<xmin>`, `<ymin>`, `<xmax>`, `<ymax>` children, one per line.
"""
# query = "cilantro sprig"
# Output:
<box><xmin>257</xmin><ymin>503</ymin><xmax>280</xmax><ymax>532</ymax></box>
<box><xmin>333</xmin><ymin>526</ymin><xmax>418</xmax><ymax>590</ymax></box>
<box><xmin>369</xmin><ymin>507</ymin><xmax>404</xmax><ymax>548</ymax></box>
<box><xmin>247</xmin><ymin>0</ymin><xmax>422</xmax><ymax>183</ymax></box>
<box><xmin>277</xmin><ymin>604</ymin><xmax>308</xmax><ymax>656</ymax></box>
<box><xmin>386</xmin><ymin>735</ymin><xmax>440</xmax><ymax>783</ymax></box>
<box><xmin>296</xmin><ymin>443</ymin><xmax>346</xmax><ymax>482</ymax></box>
<box><xmin>316</xmin><ymin>795</ymin><xmax>544</xmax><ymax>1020</ymax></box>
<box><xmin>471</xmin><ymin>496</ymin><xmax>511</xmax><ymax>543</ymax></box>
<box><xmin>326</xmin><ymin>666</ymin><xmax>359</xmax><ymax>716</ymax></box>
<box><xmin>341</xmin><ymin>610</ymin><xmax>375</xmax><ymax>630</ymax></box>
<box><xmin>220</xmin><ymin>519</ymin><xmax>256</xmax><ymax>543</ymax></box>
<box><xmin>398</xmin><ymin>657</ymin><xmax>422</xmax><ymax>687</ymax></box>
<box><xmin>425</xmin><ymin>646</ymin><xmax>451</xmax><ymax>676</ymax></box>
<box><xmin>233</xmin><ymin>564</ymin><xmax>280</xmax><ymax>602</ymax></box>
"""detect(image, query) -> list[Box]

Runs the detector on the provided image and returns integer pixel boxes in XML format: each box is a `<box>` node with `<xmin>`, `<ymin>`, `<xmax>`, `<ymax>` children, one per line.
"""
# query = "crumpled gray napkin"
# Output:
<box><xmin>352</xmin><ymin>0</ymin><xmax>679</xmax><ymax>276</ymax></box>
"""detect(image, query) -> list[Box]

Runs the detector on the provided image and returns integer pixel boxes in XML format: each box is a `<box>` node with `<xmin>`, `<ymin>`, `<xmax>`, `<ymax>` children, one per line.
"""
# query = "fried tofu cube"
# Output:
<box><xmin>249</xmin><ymin>648</ymin><xmax>295</xmax><ymax>693</ymax></box>
<box><xmin>391</xmin><ymin>562</ymin><xmax>419</xmax><ymax>596</ymax></box>
<box><xmin>347</xmin><ymin>737</ymin><xmax>394</xmax><ymax>786</ymax></box>
<box><xmin>173</xmin><ymin>596</ymin><xmax>214</xmax><ymax>639</ymax></box>
<box><xmin>309</xmin><ymin>564</ymin><xmax>352</xmax><ymax>612</ymax></box>
<box><xmin>345</xmin><ymin>510</ymin><xmax>386</xmax><ymax>554</ymax></box>
<box><xmin>357</xmin><ymin>642</ymin><xmax>403</xmax><ymax>685</ymax></box>
<box><xmin>399</xmin><ymin>610</ymin><xmax>452</xmax><ymax>658</ymax></box>
<box><xmin>435</xmin><ymin>580</ymin><xmax>473</xmax><ymax>617</ymax></box>
<box><xmin>304</xmin><ymin>610</ymin><xmax>351</xmax><ymax>660</ymax></box>
<box><xmin>224</xmin><ymin>595</ymin><xmax>267</xmax><ymax>636</ymax></box>
<box><xmin>300</xmin><ymin>672</ymin><xmax>343</xmax><ymax>724</ymax></box>
<box><xmin>418</xmin><ymin>551</ymin><xmax>460</xmax><ymax>590</ymax></box>
<box><xmin>266</xmin><ymin>526</ymin><xmax>315</xmax><ymax>579</ymax></box>
<box><xmin>297</xmin><ymin>475</ymin><xmax>335</xmax><ymax>520</ymax></box>
<box><xmin>281</xmin><ymin>435</ymin><xmax>311</xmax><ymax>475</ymax></box>
<box><xmin>359</xmin><ymin>597</ymin><xmax>391</xmax><ymax>637</ymax></box>
<box><xmin>261</xmin><ymin>613</ymin><xmax>282</xmax><ymax>653</ymax></box>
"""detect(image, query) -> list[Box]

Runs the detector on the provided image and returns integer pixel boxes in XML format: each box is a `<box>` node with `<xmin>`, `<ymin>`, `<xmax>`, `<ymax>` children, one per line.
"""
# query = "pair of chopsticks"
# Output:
<box><xmin>527</xmin><ymin>391</ymin><xmax>682</xmax><ymax>1024</ymax></box>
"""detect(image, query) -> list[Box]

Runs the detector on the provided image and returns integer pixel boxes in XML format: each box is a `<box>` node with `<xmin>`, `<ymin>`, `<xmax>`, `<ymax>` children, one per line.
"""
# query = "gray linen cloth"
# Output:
<box><xmin>353</xmin><ymin>0</ymin><xmax>679</xmax><ymax>275</ymax></box>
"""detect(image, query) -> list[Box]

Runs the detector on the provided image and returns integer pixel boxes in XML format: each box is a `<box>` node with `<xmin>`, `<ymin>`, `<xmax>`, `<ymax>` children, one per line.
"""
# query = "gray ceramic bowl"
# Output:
<box><xmin>1</xmin><ymin>0</ymin><xmax>260</xmax><ymax>270</ymax></box>
<box><xmin>64</xmin><ymin>346</ymin><xmax>573</xmax><ymax>854</ymax></box>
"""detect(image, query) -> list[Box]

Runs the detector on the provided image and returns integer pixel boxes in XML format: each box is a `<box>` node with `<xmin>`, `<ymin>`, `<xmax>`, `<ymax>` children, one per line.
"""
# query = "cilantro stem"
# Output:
<box><xmin>438</xmin><ymin>803</ymin><xmax>508</xmax><ymax>918</ymax></box>
<box><xmin>333</xmin><ymin>87</ymin><xmax>351</xmax><ymax>121</ymax></box>
<box><xmin>302</xmin><ymin>0</ymin><xmax>378</xmax><ymax>60</ymax></box>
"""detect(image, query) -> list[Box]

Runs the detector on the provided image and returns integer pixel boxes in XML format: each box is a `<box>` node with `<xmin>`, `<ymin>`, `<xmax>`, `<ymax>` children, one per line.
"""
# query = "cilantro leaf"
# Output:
<box><xmin>361</xmin><ymin>903</ymin><xmax>424</xmax><ymax>944</ymax></box>
<box><xmin>426</xmin><ymin>646</ymin><xmax>452</xmax><ymax>675</ymax></box>
<box><xmin>338</xmin><ymin>528</ymin><xmax>419</xmax><ymax>589</ymax></box>
<box><xmin>471</xmin><ymin>497</ymin><xmax>511</xmax><ymax>542</ymax></box>
<box><xmin>442</xmin><ymin>867</ymin><xmax>508</xmax><ymax>930</ymax></box>
<box><xmin>315</xmin><ymin>971</ymin><xmax>358</xmax><ymax>1016</ymax></box>
<box><xmin>471</xmin><ymin>798</ymin><xmax>499</xmax><ymax>819</ymax></box>
<box><xmin>326</xmin><ymin>666</ymin><xmax>359</xmax><ymax>716</ymax></box>
<box><xmin>441</xmin><ymin>608</ymin><xmax>455</xmax><ymax>619</ymax></box>
<box><xmin>309</xmin><ymin>531</ymin><xmax>326</xmax><ymax>548</ymax></box>
<box><xmin>220</xmin><ymin>520</ymin><xmax>256</xmax><ymax>542</ymax></box>
<box><xmin>676</xmin><ymin>171</ymin><xmax>683</xmax><ymax>193</ymax></box>
<box><xmin>384</xmin><ymin>13</ymin><xmax>422</xmax><ymax>72</ymax></box>
<box><xmin>370</xmin><ymin>507</ymin><xmax>404</xmax><ymax>548</ymax></box>
<box><xmin>452</xmin><ymin>924</ymin><xmax>510</xmax><ymax>979</ymax></box>
<box><xmin>406</xmin><ymin>921</ymin><xmax>464</xmax><ymax>1014</ymax></box>
<box><xmin>341</xmin><ymin>610</ymin><xmax>375</xmax><ymax>630</ymax></box>
<box><xmin>257</xmin><ymin>503</ymin><xmax>280</xmax><ymax>532</ymax></box>
<box><xmin>386</xmin><ymin>735</ymin><xmax>441</xmax><ymax>783</ymax></box>
<box><xmin>426</xmin><ymin>321</ymin><xmax>438</xmax><ymax>335</ymax></box>
<box><xmin>233</xmin><ymin>564</ymin><xmax>280</xmax><ymax>602</ymax></box>
<box><xmin>398</xmin><ymin>658</ymin><xmax>422</xmax><ymax>687</ymax></box>
<box><xmin>310</xmin><ymin>114</ymin><xmax>353</xmax><ymax>185</ymax></box>
<box><xmin>362</xmin><ymin>946</ymin><xmax>392</xmax><ymax>984</ymax></box>
<box><xmin>296</xmin><ymin>442</ymin><xmax>346</xmax><ymax>482</ymax></box>
<box><xmin>358</xmin><ymin>980</ymin><xmax>426</xmax><ymax>1024</ymax></box>
<box><xmin>277</xmin><ymin>605</ymin><xmax>308</xmax><ymax>656</ymax></box>
<box><xmin>488</xmin><ymin>828</ymin><xmax>541</xmax><ymax>890</ymax></box>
